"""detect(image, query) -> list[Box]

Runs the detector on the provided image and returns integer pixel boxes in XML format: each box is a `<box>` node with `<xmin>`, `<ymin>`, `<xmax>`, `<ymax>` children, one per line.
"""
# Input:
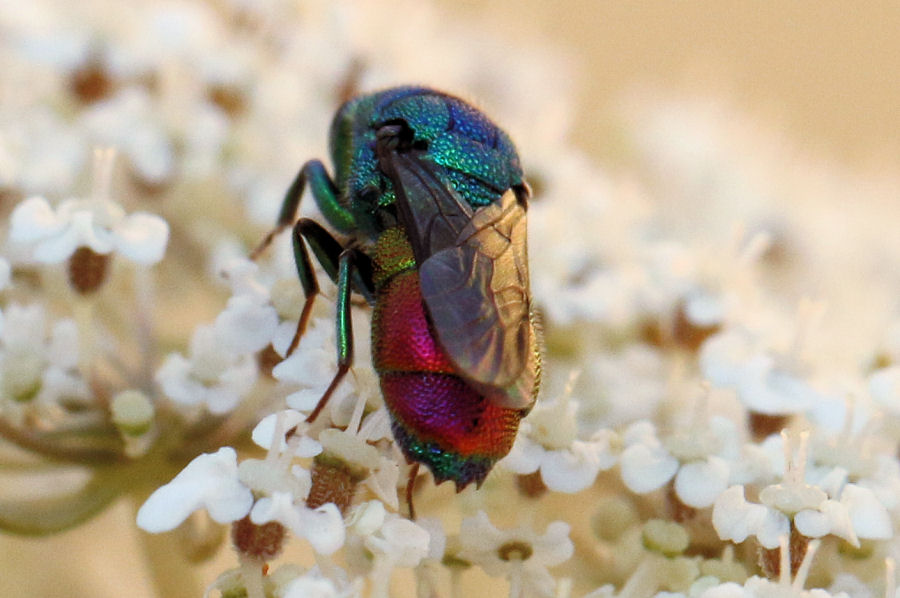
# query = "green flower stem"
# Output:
<box><xmin>616</xmin><ymin>556</ymin><xmax>657</xmax><ymax>598</ymax></box>
<box><xmin>0</xmin><ymin>466</ymin><xmax>121</xmax><ymax>535</ymax></box>
<box><xmin>238</xmin><ymin>556</ymin><xmax>265</xmax><ymax>598</ymax></box>
<box><xmin>133</xmin><ymin>265</ymin><xmax>159</xmax><ymax>390</ymax></box>
<box><xmin>507</xmin><ymin>559</ymin><xmax>524</xmax><ymax>598</ymax></box>
<box><xmin>449</xmin><ymin>567</ymin><xmax>464</xmax><ymax>598</ymax></box>
<box><xmin>73</xmin><ymin>296</ymin><xmax>97</xmax><ymax>382</ymax></box>
<box><xmin>135</xmin><ymin>508</ymin><xmax>207</xmax><ymax>598</ymax></box>
<box><xmin>0</xmin><ymin>418</ymin><xmax>122</xmax><ymax>464</ymax></box>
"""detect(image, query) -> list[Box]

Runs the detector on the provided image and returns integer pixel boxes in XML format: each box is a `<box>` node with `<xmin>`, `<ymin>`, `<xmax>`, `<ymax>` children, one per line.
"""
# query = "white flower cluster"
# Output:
<box><xmin>2</xmin><ymin>1</ymin><xmax>900</xmax><ymax>598</ymax></box>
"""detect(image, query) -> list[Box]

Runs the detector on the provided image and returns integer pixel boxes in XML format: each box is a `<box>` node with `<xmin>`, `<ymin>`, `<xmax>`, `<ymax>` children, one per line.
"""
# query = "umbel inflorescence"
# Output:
<box><xmin>1</xmin><ymin>2</ymin><xmax>900</xmax><ymax>598</ymax></box>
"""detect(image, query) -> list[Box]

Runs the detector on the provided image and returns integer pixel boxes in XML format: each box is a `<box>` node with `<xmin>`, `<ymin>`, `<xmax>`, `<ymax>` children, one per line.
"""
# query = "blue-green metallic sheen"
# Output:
<box><xmin>390</xmin><ymin>420</ymin><xmax>494</xmax><ymax>488</ymax></box>
<box><xmin>327</xmin><ymin>86</ymin><xmax>525</xmax><ymax>242</ymax></box>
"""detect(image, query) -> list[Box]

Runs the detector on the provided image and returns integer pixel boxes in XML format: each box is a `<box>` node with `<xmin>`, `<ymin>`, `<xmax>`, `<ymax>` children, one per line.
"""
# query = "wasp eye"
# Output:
<box><xmin>512</xmin><ymin>182</ymin><xmax>531</xmax><ymax>207</ymax></box>
<box><xmin>358</xmin><ymin>185</ymin><xmax>380</xmax><ymax>205</ymax></box>
<box><xmin>376</xmin><ymin>120</ymin><xmax>423</xmax><ymax>153</ymax></box>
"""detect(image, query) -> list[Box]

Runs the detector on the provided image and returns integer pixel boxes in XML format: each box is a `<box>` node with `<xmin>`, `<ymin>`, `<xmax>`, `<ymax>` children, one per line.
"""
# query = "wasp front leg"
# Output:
<box><xmin>306</xmin><ymin>248</ymin><xmax>369</xmax><ymax>424</ymax></box>
<box><xmin>250</xmin><ymin>160</ymin><xmax>356</xmax><ymax>260</ymax></box>
<box><xmin>284</xmin><ymin>219</ymin><xmax>375</xmax><ymax>357</ymax></box>
<box><xmin>284</xmin><ymin>218</ymin><xmax>340</xmax><ymax>357</ymax></box>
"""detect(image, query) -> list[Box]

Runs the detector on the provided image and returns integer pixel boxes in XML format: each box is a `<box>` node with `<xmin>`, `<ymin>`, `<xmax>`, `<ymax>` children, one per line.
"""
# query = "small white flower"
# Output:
<box><xmin>458</xmin><ymin>511</ymin><xmax>573</xmax><ymax>598</ymax></box>
<box><xmin>237</xmin><ymin>458</ymin><xmax>311</xmax><ymax>498</ymax></box>
<box><xmin>664</xmin><ymin>415</ymin><xmax>742</xmax><ymax>508</ymax></box>
<box><xmin>0</xmin><ymin>257</ymin><xmax>11</xmax><ymax>292</ymax></box>
<box><xmin>346</xmin><ymin>500</ymin><xmax>387</xmax><ymax>538</ymax></box>
<box><xmin>682</xmin><ymin>288</ymin><xmax>726</xmax><ymax>328</ymax></box>
<box><xmin>356</xmin><ymin>407</ymin><xmax>394</xmax><ymax>443</ymax></box>
<box><xmin>701</xmin><ymin>329</ymin><xmax>826</xmax><ymax>417</ymax></box>
<box><xmin>9</xmin><ymin>195</ymin><xmax>169</xmax><ymax>264</ymax></box>
<box><xmin>214</xmin><ymin>294</ymin><xmax>279</xmax><ymax>354</ymax></box>
<box><xmin>282</xmin><ymin>575</ymin><xmax>343</xmax><ymax>598</ymax></box>
<box><xmin>857</xmin><ymin>455</ymin><xmax>900</xmax><ymax>511</ymax></box>
<box><xmin>740</xmin><ymin>576</ymin><xmax>849</xmax><ymax>598</ymax></box>
<box><xmin>868</xmin><ymin>366</ymin><xmax>900</xmax><ymax>416</ymax></box>
<box><xmin>0</xmin><ymin>106</ymin><xmax>86</xmax><ymax>195</ymax></box>
<box><xmin>0</xmin><ymin>303</ymin><xmax>89</xmax><ymax>410</ymax></box>
<box><xmin>588</xmin><ymin>344</ymin><xmax>667</xmax><ymax>427</ymax></box>
<box><xmin>282</xmin><ymin>570</ymin><xmax>360</xmax><ymax>598</ymax></box>
<box><xmin>619</xmin><ymin>421</ymin><xmax>679</xmax><ymax>495</ymax></box>
<box><xmin>316</xmin><ymin>427</ymin><xmax>400</xmax><ymax>509</ymax></box>
<box><xmin>837</xmin><ymin>483</ymin><xmax>892</xmax><ymax>540</ymax></box>
<box><xmin>250</xmin><ymin>491</ymin><xmax>345</xmax><ymax>556</ymax></box>
<box><xmin>712</xmin><ymin>485</ymin><xmax>789</xmax><ymax>549</ymax></box>
<box><xmin>697</xmin><ymin>582</ymin><xmax>747</xmax><ymax>598</ymax></box>
<box><xmin>713</xmin><ymin>432</ymin><xmax>889</xmax><ymax>549</ymax></box>
<box><xmin>503</xmin><ymin>394</ymin><xmax>617</xmax><ymax>493</ymax></box>
<box><xmin>273</xmin><ymin>312</ymin><xmax>380</xmax><ymax>427</ymax></box>
<box><xmin>213</xmin><ymin>257</ymin><xmax>280</xmax><ymax>353</ymax></box>
<box><xmin>80</xmin><ymin>88</ymin><xmax>174</xmax><ymax>184</ymax></box>
<box><xmin>356</xmin><ymin>512</ymin><xmax>432</xmax><ymax>598</ymax></box>
<box><xmin>674</xmin><ymin>458</ymin><xmax>731</xmax><ymax>508</ymax></box>
<box><xmin>272</xmin><ymin>316</ymin><xmax>344</xmax><ymax>404</ymax></box>
<box><xmin>137</xmin><ymin>447</ymin><xmax>252</xmax><ymax>532</ymax></box>
<box><xmin>364</xmin><ymin>515</ymin><xmax>431</xmax><ymax>568</ymax></box>
<box><xmin>155</xmin><ymin>324</ymin><xmax>257</xmax><ymax>414</ymax></box>
<box><xmin>415</xmin><ymin>517</ymin><xmax>448</xmax><ymax>562</ymax></box>
<box><xmin>251</xmin><ymin>410</ymin><xmax>321</xmax><ymax>457</ymax></box>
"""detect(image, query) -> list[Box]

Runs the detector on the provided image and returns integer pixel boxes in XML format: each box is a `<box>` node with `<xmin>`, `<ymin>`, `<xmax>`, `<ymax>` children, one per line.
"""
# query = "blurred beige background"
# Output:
<box><xmin>442</xmin><ymin>0</ymin><xmax>900</xmax><ymax>174</ymax></box>
<box><xmin>3</xmin><ymin>2</ymin><xmax>899</xmax><ymax>597</ymax></box>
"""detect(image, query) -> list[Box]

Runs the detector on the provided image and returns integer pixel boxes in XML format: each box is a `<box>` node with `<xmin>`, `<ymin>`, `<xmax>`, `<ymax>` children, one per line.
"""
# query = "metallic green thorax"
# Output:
<box><xmin>326</xmin><ymin>87</ymin><xmax>525</xmax><ymax>241</ymax></box>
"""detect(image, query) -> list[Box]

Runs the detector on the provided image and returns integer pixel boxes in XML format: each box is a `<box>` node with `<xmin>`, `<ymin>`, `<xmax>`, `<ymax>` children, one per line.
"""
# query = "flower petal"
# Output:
<box><xmin>9</xmin><ymin>196</ymin><xmax>65</xmax><ymax>243</ymax></box>
<box><xmin>674</xmin><ymin>457</ymin><xmax>730</xmax><ymax>508</ymax></box>
<box><xmin>539</xmin><ymin>442</ymin><xmax>603</xmax><ymax>493</ymax></box>
<box><xmin>841</xmin><ymin>483</ymin><xmax>892</xmax><ymax>540</ymax></box>
<box><xmin>113</xmin><ymin>211</ymin><xmax>169</xmax><ymax>264</ymax></box>
<box><xmin>215</xmin><ymin>295</ymin><xmax>278</xmax><ymax>353</ymax></box>
<box><xmin>295</xmin><ymin>503</ymin><xmax>345</xmax><ymax>555</ymax></box>
<box><xmin>501</xmin><ymin>432</ymin><xmax>543</xmax><ymax>475</ymax></box>
<box><xmin>137</xmin><ymin>447</ymin><xmax>252</xmax><ymax>532</ymax></box>
<box><xmin>620</xmin><ymin>442</ymin><xmax>678</xmax><ymax>494</ymax></box>
<box><xmin>712</xmin><ymin>485</ymin><xmax>787</xmax><ymax>548</ymax></box>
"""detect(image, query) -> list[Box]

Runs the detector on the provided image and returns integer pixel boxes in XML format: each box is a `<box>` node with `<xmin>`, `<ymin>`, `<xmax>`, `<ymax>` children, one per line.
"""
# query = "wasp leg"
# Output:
<box><xmin>406</xmin><ymin>462</ymin><xmax>420</xmax><ymax>520</ymax></box>
<box><xmin>283</xmin><ymin>219</ymin><xmax>337</xmax><ymax>357</ymax></box>
<box><xmin>306</xmin><ymin>248</ymin><xmax>365</xmax><ymax>424</ymax></box>
<box><xmin>301</xmin><ymin>219</ymin><xmax>376</xmax><ymax>306</ymax></box>
<box><xmin>285</xmin><ymin>219</ymin><xmax>375</xmax><ymax>357</ymax></box>
<box><xmin>250</xmin><ymin>160</ymin><xmax>356</xmax><ymax>260</ymax></box>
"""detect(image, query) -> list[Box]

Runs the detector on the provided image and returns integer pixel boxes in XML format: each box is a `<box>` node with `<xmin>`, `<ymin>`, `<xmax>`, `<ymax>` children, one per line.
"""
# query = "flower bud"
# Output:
<box><xmin>306</xmin><ymin>453</ymin><xmax>366</xmax><ymax>514</ymax></box>
<box><xmin>747</xmin><ymin>412</ymin><xmax>792</xmax><ymax>442</ymax></box>
<box><xmin>642</xmin><ymin>519</ymin><xmax>689</xmax><ymax>558</ymax></box>
<box><xmin>231</xmin><ymin>515</ymin><xmax>285</xmax><ymax>562</ymax></box>
<box><xmin>68</xmin><ymin>246</ymin><xmax>110</xmax><ymax>294</ymax></box>
<box><xmin>515</xmin><ymin>471</ymin><xmax>548</xmax><ymax>499</ymax></box>
<box><xmin>306</xmin><ymin>428</ymin><xmax>379</xmax><ymax>513</ymax></box>
<box><xmin>111</xmin><ymin>390</ymin><xmax>155</xmax><ymax>437</ymax></box>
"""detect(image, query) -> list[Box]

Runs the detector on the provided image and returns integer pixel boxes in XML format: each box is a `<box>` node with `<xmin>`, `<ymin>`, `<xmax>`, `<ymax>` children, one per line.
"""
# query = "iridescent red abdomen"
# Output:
<box><xmin>371</xmin><ymin>227</ymin><xmax>525</xmax><ymax>489</ymax></box>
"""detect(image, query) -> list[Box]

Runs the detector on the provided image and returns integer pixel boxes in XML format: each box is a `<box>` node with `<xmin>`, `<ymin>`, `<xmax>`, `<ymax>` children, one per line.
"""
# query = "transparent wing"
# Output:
<box><xmin>381</xmin><ymin>150</ymin><xmax>538</xmax><ymax>409</ymax></box>
<box><xmin>381</xmin><ymin>150</ymin><xmax>473</xmax><ymax>262</ymax></box>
